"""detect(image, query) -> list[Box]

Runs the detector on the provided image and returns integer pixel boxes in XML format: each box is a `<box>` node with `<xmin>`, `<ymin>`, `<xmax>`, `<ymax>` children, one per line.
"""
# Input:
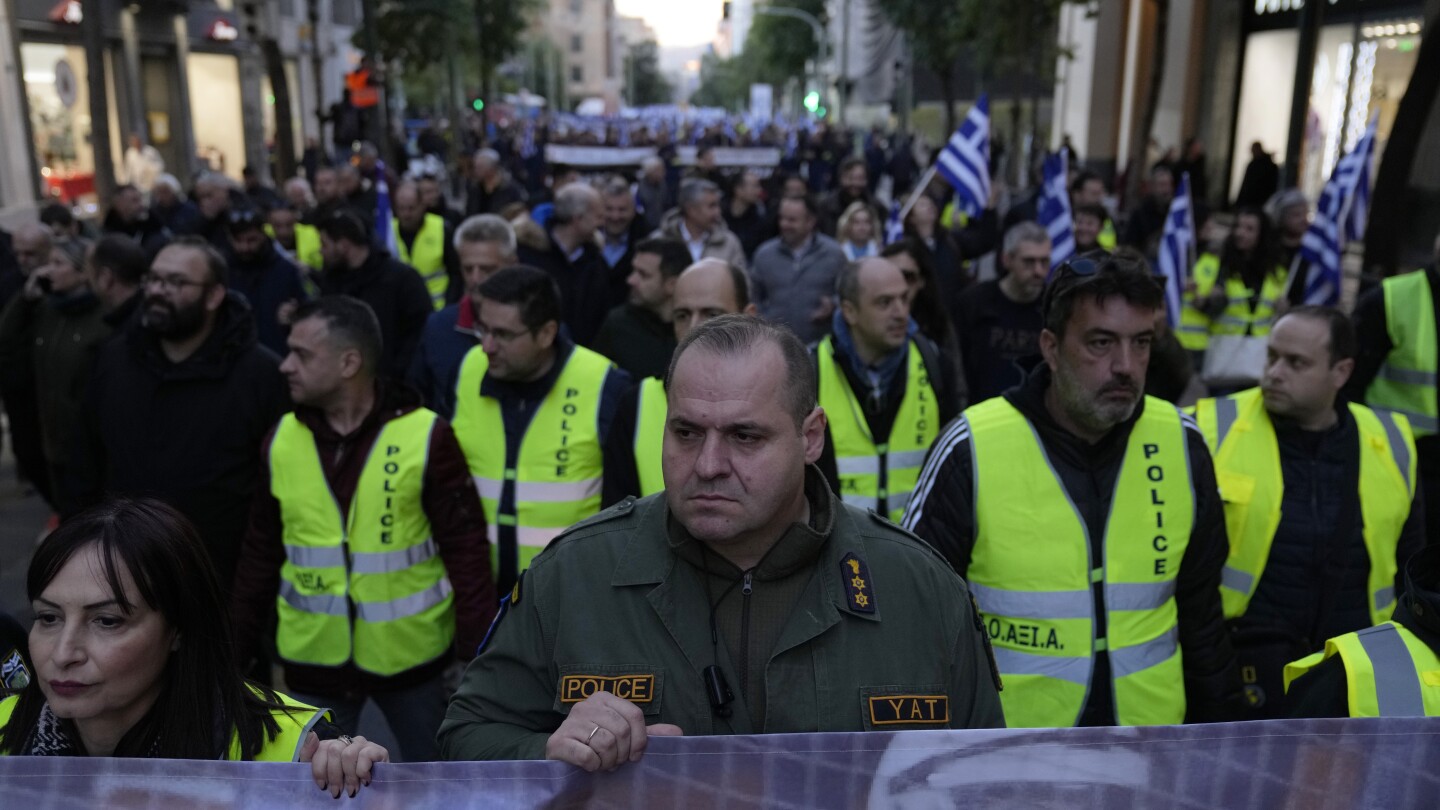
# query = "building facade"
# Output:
<box><xmin>1053</xmin><ymin>0</ymin><xmax>1439</xmax><ymax>254</ymax></box>
<box><xmin>538</xmin><ymin>0</ymin><xmax>617</xmax><ymax>109</ymax></box>
<box><xmin>1</xmin><ymin>0</ymin><xmax>360</xmax><ymax>213</ymax></box>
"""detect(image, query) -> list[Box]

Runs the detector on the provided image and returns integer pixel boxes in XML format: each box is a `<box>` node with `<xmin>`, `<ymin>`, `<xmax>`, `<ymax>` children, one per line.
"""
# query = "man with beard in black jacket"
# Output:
<box><xmin>315</xmin><ymin>208</ymin><xmax>433</xmax><ymax>379</ymax></box>
<box><xmin>903</xmin><ymin>249</ymin><xmax>1242</xmax><ymax>729</ymax></box>
<box><xmin>64</xmin><ymin>236</ymin><xmax>290</xmax><ymax>594</ymax></box>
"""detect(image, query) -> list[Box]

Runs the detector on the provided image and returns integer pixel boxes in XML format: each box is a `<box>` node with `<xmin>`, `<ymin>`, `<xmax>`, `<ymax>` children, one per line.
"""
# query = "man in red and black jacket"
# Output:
<box><xmin>231</xmin><ymin>295</ymin><xmax>495</xmax><ymax>763</ymax></box>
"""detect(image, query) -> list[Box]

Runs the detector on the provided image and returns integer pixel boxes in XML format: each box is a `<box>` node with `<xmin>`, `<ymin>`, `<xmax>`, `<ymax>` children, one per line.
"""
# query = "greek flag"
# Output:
<box><xmin>1038</xmin><ymin>151</ymin><xmax>1075</xmax><ymax>270</ymax></box>
<box><xmin>374</xmin><ymin>159</ymin><xmax>395</xmax><ymax>254</ymax></box>
<box><xmin>1156</xmin><ymin>173</ymin><xmax>1195</xmax><ymax>328</ymax></box>
<box><xmin>617</xmin><ymin>119</ymin><xmax>630</xmax><ymax>147</ymax></box>
<box><xmin>884</xmin><ymin>201</ymin><xmax>903</xmax><ymax>246</ymax></box>
<box><xmin>785</xmin><ymin>127</ymin><xmax>800</xmax><ymax>160</ymax></box>
<box><xmin>1299</xmin><ymin>116</ymin><xmax>1377</xmax><ymax>306</ymax></box>
<box><xmin>936</xmin><ymin>94</ymin><xmax>990</xmax><ymax>217</ymax></box>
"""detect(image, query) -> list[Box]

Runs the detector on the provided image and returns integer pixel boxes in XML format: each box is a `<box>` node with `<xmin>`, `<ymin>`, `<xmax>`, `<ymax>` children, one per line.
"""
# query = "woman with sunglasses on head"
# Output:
<box><xmin>0</xmin><ymin>498</ymin><xmax>388</xmax><ymax>799</ymax></box>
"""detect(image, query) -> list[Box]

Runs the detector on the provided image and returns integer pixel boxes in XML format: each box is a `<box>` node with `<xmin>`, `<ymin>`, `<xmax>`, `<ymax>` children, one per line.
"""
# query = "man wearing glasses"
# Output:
<box><xmin>904</xmin><ymin>248</ymin><xmax>1242</xmax><ymax>729</ymax></box>
<box><xmin>64</xmin><ymin>236</ymin><xmax>290</xmax><ymax>595</ymax></box>
<box><xmin>450</xmin><ymin>266</ymin><xmax>631</xmax><ymax>596</ymax></box>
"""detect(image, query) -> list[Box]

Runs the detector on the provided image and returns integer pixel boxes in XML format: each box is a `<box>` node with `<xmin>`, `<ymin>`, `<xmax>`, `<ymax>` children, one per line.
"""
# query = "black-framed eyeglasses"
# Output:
<box><xmin>142</xmin><ymin>272</ymin><xmax>207</xmax><ymax>293</ymax></box>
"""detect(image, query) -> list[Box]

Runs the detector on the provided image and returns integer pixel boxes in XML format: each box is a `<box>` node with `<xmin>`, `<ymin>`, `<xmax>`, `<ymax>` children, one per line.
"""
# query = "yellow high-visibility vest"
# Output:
<box><xmin>270</xmin><ymin>409</ymin><xmax>455</xmax><ymax>677</ymax></box>
<box><xmin>0</xmin><ymin>690</ymin><xmax>329</xmax><ymax>761</ymax></box>
<box><xmin>1365</xmin><ymin>270</ymin><xmax>1438</xmax><ymax>436</ymax></box>
<box><xmin>451</xmin><ymin>345</ymin><xmax>612</xmax><ymax>585</ymax></box>
<box><xmin>816</xmin><ymin>335</ymin><xmax>937</xmax><ymax>523</ymax></box>
<box><xmin>966</xmin><ymin>395</ymin><xmax>1194</xmax><ymax>727</ymax></box>
<box><xmin>1180</xmin><ymin>254</ymin><xmax>1288</xmax><ymax>351</ymax></box>
<box><xmin>1193</xmin><ymin>388</ymin><xmax>1415</xmax><ymax>624</ymax></box>
<box><xmin>634</xmin><ymin>376</ymin><xmax>667</xmax><ymax>497</ymax></box>
<box><xmin>1284</xmin><ymin>621</ymin><xmax>1440</xmax><ymax>717</ymax></box>
<box><xmin>392</xmin><ymin>213</ymin><xmax>449</xmax><ymax>310</ymax></box>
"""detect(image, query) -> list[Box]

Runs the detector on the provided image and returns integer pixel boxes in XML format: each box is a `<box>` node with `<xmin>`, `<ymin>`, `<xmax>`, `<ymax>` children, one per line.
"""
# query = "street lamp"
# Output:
<box><xmin>753</xmin><ymin>5</ymin><xmax>827</xmax><ymax>120</ymax></box>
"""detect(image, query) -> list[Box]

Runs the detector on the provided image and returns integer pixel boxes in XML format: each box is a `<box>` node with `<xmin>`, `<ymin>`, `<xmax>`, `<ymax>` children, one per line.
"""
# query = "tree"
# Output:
<box><xmin>880</xmin><ymin>0</ymin><xmax>972</xmax><ymax>134</ymax></box>
<box><xmin>745</xmin><ymin>0</ymin><xmax>828</xmax><ymax>87</ymax></box>
<box><xmin>371</xmin><ymin>0</ymin><xmax>472</xmax><ymax>75</ymax></box>
<box><xmin>691</xmin><ymin>53</ymin><xmax>752</xmax><ymax>111</ymax></box>
<box><xmin>1364</xmin><ymin>0</ymin><xmax>1440</xmax><ymax>276</ymax></box>
<box><xmin>471</xmin><ymin>0</ymin><xmax>544</xmax><ymax>111</ymax></box>
<box><xmin>625</xmin><ymin>41</ymin><xmax>673</xmax><ymax>106</ymax></box>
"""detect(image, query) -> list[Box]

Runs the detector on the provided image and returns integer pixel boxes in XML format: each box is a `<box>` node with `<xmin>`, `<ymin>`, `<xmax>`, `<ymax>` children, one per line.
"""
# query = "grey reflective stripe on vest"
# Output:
<box><xmin>1372</xmin><ymin>408</ymin><xmax>1414</xmax><ymax>491</ymax></box>
<box><xmin>1382</xmin><ymin>409</ymin><xmax>1439</xmax><ymax>435</ymax></box>
<box><xmin>888</xmin><ymin>449</ymin><xmax>929</xmax><ymax>469</ymax></box>
<box><xmin>1354</xmin><ymin>624</ymin><xmax>1426</xmax><ymax>716</ymax></box>
<box><xmin>836</xmin><ymin>448</ymin><xmax>930</xmax><ymax>476</ymax></box>
<box><xmin>354</xmin><ymin>578</ymin><xmax>453</xmax><ymax>622</ymax></box>
<box><xmin>1214</xmin><ymin>397</ymin><xmax>1240</xmax><ymax>450</ymax></box>
<box><xmin>279</xmin><ymin>581</ymin><xmax>348</xmax><ymax>617</ymax></box>
<box><xmin>285</xmin><ymin>545</ymin><xmax>347</xmax><ymax>569</ymax></box>
<box><xmin>841</xmin><ymin>492</ymin><xmax>878</xmax><ymax>510</ymax></box>
<box><xmin>351</xmin><ymin>538</ymin><xmax>439</xmax><ymax>575</ymax></box>
<box><xmin>1110</xmin><ymin>626</ymin><xmax>1179</xmax><ymax>678</ymax></box>
<box><xmin>969</xmin><ymin>582</ymin><xmax>1090</xmax><ymax>620</ymax></box>
<box><xmin>1221</xmin><ymin>565</ymin><xmax>1254</xmax><ymax>595</ymax></box>
<box><xmin>1375</xmin><ymin>586</ymin><xmax>1396</xmax><ymax>614</ymax></box>
<box><xmin>1377</xmin><ymin>364</ymin><xmax>1438</xmax><ymax>387</ymax></box>
<box><xmin>836</xmin><ymin>457</ymin><xmax>880</xmax><ymax>475</ymax></box>
<box><xmin>1106</xmin><ymin>580</ymin><xmax>1176</xmax><ymax>611</ymax></box>
<box><xmin>473</xmin><ymin>477</ymin><xmax>602</xmax><ymax>503</ymax></box>
<box><xmin>991</xmin><ymin>647</ymin><xmax>1090</xmax><ymax>685</ymax></box>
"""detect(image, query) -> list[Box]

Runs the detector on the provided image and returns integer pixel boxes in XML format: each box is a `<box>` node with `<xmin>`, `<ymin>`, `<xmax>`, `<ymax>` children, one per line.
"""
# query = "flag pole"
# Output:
<box><xmin>1280</xmin><ymin>252</ymin><xmax>1305</xmax><ymax>303</ymax></box>
<box><xmin>899</xmin><ymin>164</ymin><xmax>938</xmax><ymax>222</ymax></box>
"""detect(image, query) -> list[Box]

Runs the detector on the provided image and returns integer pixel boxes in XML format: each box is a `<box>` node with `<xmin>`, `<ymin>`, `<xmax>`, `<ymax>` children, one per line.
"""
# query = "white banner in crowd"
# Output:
<box><xmin>2</xmin><ymin>718</ymin><xmax>1437</xmax><ymax>808</ymax></box>
<box><xmin>544</xmin><ymin>145</ymin><xmax>783</xmax><ymax>169</ymax></box>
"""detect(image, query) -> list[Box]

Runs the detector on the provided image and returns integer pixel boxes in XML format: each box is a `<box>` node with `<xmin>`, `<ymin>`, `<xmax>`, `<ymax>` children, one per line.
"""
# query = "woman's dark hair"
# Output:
<box><xmin>1221</xmin><ymin>205</ymin><xmax>1283</xmax><ymax>290</ymax></box>
<box><xmin>881</xmin><ymin>238</ymin><xmax>955</xmax><ymax>348</ymax></box>
<box><xmin>0</xmin><ymin>498</ymin><xmax>295</xmax><ymax>759</ymax></box>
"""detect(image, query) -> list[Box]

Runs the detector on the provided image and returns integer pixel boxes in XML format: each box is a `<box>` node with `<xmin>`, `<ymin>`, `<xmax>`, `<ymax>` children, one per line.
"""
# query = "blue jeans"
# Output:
<box><xmin>290</xmin><ymin>673</ymin><xmax>447</xmax><ymax>763</ymax></box>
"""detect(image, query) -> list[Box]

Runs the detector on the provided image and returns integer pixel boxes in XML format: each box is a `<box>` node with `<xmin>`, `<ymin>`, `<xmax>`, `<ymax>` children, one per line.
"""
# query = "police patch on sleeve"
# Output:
<box><xmin>476</xmin><ymin>571</ymin><xmax>524</xmax><ymax>656</ymax></box>
<box><xmin>1</xmin><ymin>648</ymin><xmax>30</xmax><ymax>693</ymax></box>
<box><xmin>840</xmin><ymin>552</ymin><xmax>876</xmax><ymax>614</ymax></box>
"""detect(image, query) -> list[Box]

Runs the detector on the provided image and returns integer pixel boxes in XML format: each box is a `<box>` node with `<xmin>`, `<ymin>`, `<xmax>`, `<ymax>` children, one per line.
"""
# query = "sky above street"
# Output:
<box><xmin>615</xmin><ymin>0</ymin><xmax>721</xmax><ymax>48</ymax></box>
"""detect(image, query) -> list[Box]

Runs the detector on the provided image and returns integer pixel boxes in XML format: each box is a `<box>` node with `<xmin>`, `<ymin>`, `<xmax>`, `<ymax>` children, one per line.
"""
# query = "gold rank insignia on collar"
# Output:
<box><xmin>841</xmin><ymin>552</ymin><xmax>875</xmax><ymax>614</ymax></box>
<box><xmin>510</xmin><ymin>571</ymin><xmax>523</xmax><ymax>605</ymax></box>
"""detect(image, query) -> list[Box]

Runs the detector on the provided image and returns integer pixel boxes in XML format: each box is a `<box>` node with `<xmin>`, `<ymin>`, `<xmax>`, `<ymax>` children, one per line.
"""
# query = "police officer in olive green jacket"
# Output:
<box><xmin>440</xmin><ymin>315</ymin><xmax>1004</xmax><ymax>769</ymax></box>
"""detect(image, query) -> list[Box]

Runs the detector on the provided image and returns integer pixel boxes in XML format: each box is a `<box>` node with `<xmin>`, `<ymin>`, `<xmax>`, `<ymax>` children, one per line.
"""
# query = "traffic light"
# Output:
<box><xmin>804</xmin><ymin>91</ymin><xmax>820</xmax><ymax>112</ymax></box>
<box><xmin>472</xmin><ymin>98</ymin><xmax>485</xmax><ymax>111</ymax></box>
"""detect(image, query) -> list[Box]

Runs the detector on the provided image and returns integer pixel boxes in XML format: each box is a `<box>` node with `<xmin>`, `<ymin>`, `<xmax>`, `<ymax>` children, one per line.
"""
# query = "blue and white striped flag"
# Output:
<box><xmin>617</xmin><ymin>119</ymin><xmax>631</xmax><ymax>147</ymax></box>
<box><xmin>936</xmin><ymin>94</ymin><xmax>991</xmax><ymax>217</ymax></box>
<box><xmin>884</xmin><ymin>201</ymin><xmax>903</xmax><ymax>246</ymax></box>
<box><xmin>1038</xmin><ymin>151</ymin><xmax>1075</xmax><ymax>270</ymax></box>
<box><xmin>1299</xmin><ymin>116</ymin><xmax>1377</xmax><ymax>306</ymax></box>
<box><xmin>1156</xmin><ymin>173</ymin><xmax>1195</xmax><ymax>328</ymax></box>
<box><xmin>785</xmin><ymin>127</ymin><xmax>800</xmax><ymax>160</ymax></box>
<box><xmin>374</xmin><ymin>159</ymin><xmax>395</xmax><ymax>254</ymax></box>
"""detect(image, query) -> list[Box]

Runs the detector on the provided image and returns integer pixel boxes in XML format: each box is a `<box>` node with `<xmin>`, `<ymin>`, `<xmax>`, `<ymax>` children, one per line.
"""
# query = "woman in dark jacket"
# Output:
<box><xmin>0</xmin><ymin>237</ymin><xmax>110</xmax><ymax>501</ymax></box>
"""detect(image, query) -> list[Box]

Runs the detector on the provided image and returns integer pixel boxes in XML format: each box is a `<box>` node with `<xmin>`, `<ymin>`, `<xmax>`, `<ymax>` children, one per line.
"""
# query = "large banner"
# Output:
<box><xmin>544</xmin><ymin>145</ymin><xmax>783</xmax><ymax>169</ymax></box>
<box><xmin>3</xmin><ymin>718</ymin><xmax>1437</xmax><ymax>808</ymax></box>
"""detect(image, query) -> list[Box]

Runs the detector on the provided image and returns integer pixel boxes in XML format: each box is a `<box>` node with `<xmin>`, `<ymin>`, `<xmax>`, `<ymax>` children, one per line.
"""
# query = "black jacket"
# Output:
<box><xmin>516</xmin><ymin>224</ymin><xmax>619</xmax><ymax>348</ymax></box>
<box><xmin>1239</xmin><ymin>404</ymin><xmax>1424</xmax><ymax>647</ymax></box>
<box><xmin>224</xmin><ymin>241</ymin><xmax>311</xmax><ymax>357</ymax></box>
<box><xmin>591</xmin><ymin>303</ymin><xmax>676</xmax><ymax>381</ymax></box>
<box><xmin>64</xmin><ymin>295</ymin><xmax>291</xmax><ymax>591</ymax></box>
<box><xmin>1288</xmin><ymin>545</ymin><xmax>1440</xmax><ymax>718</ymax></box>
<box><xmin>317</xmin><ymin>248</ymin><xmax>434</xmax><ymax>380</ymax></box>
<box><xmin>102</xmin><ymin>209</ymin><xmax>171</xmax><ymax>261</ymax></box>
<box><xmin>902</xmin><ymin>365</ymin><xmax>1242</xmax><ymax>724</ymax></box>
<box><xmin>814</xmin><ymin>333</ymin><xmax>961</xmax><ymax>500</ymax></box>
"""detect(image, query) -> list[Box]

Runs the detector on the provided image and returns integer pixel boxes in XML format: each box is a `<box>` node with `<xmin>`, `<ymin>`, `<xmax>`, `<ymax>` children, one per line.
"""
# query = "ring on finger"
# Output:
<box><xmin>586</xmin><ymin>723</ymin><xmax>601</xmax><ymax>746</ymax></box>
<box><xmin>339</xmin><ymin>734</ymin><xmax>355</xmax><ymax>746</ymax></box>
